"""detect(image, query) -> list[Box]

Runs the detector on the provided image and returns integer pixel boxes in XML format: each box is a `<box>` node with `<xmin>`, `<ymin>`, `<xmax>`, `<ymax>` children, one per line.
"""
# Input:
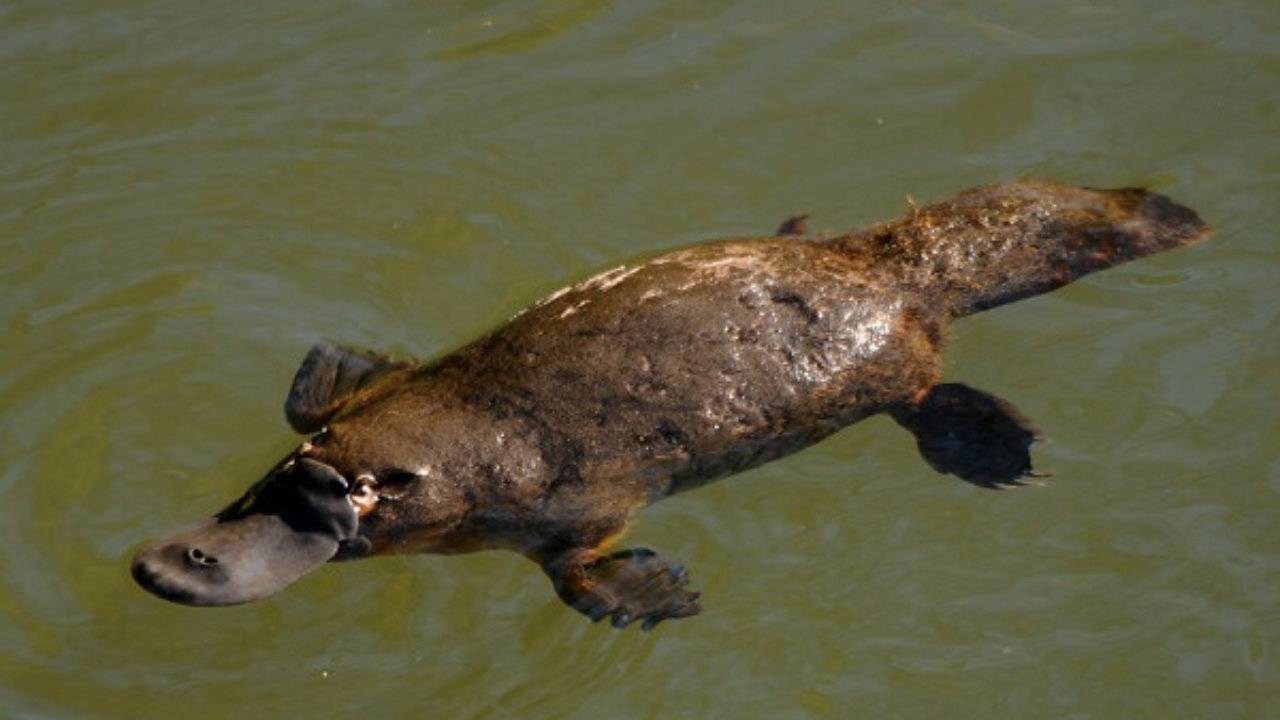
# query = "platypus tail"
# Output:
<box><xmin>836</xmin><ymin>180</ymin><xmax>1211</xmax><ymax>317</ymax></box>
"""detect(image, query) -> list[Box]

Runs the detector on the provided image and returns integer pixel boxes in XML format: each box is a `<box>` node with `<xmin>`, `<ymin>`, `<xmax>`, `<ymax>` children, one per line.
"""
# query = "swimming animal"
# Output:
<box><xmin>132</xmin><ymin>180</ymin><xmax>1210</xmax><ymax>629</ymax></box>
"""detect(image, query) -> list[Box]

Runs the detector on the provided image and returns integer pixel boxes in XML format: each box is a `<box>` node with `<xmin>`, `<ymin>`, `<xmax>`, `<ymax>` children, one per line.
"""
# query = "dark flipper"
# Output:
<box><xmin>285</xmin><ymin>342</ymin><xmax>406</xmax><ymax>433</ymax></box>
<box><xmin>543</xmin><ymin>548</ymin><xmax>702</xmax><ymax>630</ymax></box>
<box><xmin>775</xmin><ymin>214</ymin><xmax>809</xmax><ymax>236</ymax></box>
<box><xmin>891</xmin><ymin>383</ymin><xmax>1042</xmax><ymax>489</ymax></box>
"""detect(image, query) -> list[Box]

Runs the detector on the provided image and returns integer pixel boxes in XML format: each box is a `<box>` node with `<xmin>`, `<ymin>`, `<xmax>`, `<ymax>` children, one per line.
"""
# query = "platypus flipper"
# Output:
<box><xmin>284</xmin><ymin>342</ymin><xmax>407</xmax><ymax>433</ymax></box>
<box><xmin>891</xmin><ymin>383</ymin><xmax>1043</xmax><ymax>490</ymax></box>
<box><xmin>542</xmin><ymin>547</ymin><xmax>702</xmax><ymax>630</ymax></box>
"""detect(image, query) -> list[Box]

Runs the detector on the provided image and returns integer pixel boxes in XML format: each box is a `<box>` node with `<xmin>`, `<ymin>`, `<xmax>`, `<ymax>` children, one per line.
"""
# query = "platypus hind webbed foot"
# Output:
<box><xmin>892</xmin><ymin>382</ymin><xmax>1044</xmax><ymax>490</ymax></box>
<box><xmin>545</xmin><ymin>547</ymin><xmax>702</xmax><ymax>630</ymax></box>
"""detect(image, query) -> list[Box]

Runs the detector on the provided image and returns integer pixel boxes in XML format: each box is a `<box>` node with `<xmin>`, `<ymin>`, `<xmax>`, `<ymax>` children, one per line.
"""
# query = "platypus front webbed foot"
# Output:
<box><xmin>892</xmin><ymin>382</ymin><xmax>1044</xmax><ymax>490</ymax></box>
<box><xmin>542</xmin><ymin>547</ymin><xmax>702</xmax><ymax>630</ymax></box>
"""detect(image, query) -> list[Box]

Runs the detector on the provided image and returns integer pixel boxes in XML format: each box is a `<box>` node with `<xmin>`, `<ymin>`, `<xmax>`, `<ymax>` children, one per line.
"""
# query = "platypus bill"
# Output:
<box><xmin>132</xmin><ymin>179</ymin><xmax>1210</xmax><ymax>630</ymax></box>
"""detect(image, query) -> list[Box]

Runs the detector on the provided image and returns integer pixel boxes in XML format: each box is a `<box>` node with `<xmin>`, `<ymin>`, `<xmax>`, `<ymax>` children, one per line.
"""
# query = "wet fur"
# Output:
<box><xmin>305</xmin><ymin>180</ymin><xmax>1208</xmax><ymax>559</ymax></box>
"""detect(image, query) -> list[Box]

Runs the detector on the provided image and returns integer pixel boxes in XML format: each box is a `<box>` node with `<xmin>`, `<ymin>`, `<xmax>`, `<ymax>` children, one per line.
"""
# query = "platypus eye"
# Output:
<box><xmin>349</xmin><ymin>474</ymin><xmax>378</xmax><ymax>512</ymax></box>
<box><xmin>186</xmin><ymin>547</ymin><xmax>219</xmax><ymax>567</ymax></box>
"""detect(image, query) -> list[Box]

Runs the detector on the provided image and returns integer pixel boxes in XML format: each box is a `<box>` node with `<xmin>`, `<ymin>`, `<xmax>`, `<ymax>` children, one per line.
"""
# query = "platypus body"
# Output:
<box><xmin>133</xmin><ymin>180</ymin><xmax>1210</xmax><ymax>629</ymax></box>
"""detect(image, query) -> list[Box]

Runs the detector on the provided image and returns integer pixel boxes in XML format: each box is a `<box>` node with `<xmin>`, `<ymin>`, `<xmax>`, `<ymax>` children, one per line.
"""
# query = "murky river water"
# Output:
<box><xmin>2</xmin><ymin>2</ymin><xmax>1277</xmax><ymax>717</ymax></box>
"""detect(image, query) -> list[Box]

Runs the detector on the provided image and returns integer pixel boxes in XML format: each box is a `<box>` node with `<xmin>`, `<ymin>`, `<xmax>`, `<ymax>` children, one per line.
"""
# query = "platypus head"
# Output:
<box><xmin>132</xmin><ymin>342</ymin><xmax>451</xmax><ymax>606</ymax></box>
<box><xmin>131</xmin><ymin>454</ymin><xmax>362</xmax><ymax>605</ymax></box>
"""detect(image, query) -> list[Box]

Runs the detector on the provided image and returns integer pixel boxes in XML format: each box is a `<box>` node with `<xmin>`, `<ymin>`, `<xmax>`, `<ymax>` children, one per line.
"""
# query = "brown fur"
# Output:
<box><xmin>304</xmin><ymin>180</ymin><xmax>1208</xmax><ymax>559</ymax></box>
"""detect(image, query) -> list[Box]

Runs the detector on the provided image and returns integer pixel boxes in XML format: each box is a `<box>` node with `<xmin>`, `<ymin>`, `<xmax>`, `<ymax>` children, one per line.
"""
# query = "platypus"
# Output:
<box><xmin>132</xmin><ymin>180</ymin><xmax>1210</xmax><ymax>629</ymax></box>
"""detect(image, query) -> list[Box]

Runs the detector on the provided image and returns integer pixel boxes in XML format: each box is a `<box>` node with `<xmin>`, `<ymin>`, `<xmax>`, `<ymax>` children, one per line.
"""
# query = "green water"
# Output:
<box><xmin>2</xmin><ymin>2</ymin><xmax>1277</xmax><ymax>717</ymax></box>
